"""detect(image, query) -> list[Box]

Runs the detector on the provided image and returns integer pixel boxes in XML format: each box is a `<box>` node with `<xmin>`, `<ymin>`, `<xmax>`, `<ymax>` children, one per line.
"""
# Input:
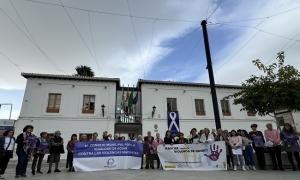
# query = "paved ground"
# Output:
<box><xmin>2</xmin><ymin>162</ymin><xmax>300</xmax><ymax>180</ymax></box>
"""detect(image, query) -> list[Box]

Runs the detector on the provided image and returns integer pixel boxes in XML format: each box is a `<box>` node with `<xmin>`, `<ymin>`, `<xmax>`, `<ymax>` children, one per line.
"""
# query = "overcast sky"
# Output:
<box><xmin>0</xmin><ymin>0</ymin><xmax>300</xmax><ymax>119</ymax></box>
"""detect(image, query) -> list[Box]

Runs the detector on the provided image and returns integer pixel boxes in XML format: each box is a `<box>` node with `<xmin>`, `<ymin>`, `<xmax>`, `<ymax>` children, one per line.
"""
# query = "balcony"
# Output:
<box><xmin>115</xmin><ymin>113</ymin><xmax>142</xmax><ymax>123</ymax></box>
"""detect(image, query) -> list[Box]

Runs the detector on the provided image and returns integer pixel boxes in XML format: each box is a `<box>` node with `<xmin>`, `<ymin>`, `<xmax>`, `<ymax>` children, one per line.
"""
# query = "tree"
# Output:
<box><xmin>75</xmin><ymin>65</ymin><xmax>95</xmax><ymax>77</ymax></box>
<box><xmin>228</xmin><ymin>51</ymin><xmax>300</xmax><ymax>116</ymax></box>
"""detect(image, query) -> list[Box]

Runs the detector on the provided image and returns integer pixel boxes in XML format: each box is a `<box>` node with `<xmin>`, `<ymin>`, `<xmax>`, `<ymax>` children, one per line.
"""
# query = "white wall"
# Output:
<box><xmin>293</xmin><ymin>111</ymin><xmax>300</xmax><ymax>131</ymax></box>
<box><xmin>20</xmin><ymin>78</ymin><xmax>116</xmax><ymax>119</ymax></box>
<box><xmin>141</xmin><ymin>84</ymin><xmax>275</xmax><ymax>136</ymax></box>
<box><xmin>16</xmin><ymin>78</ymin><xmax>117</xmax><ymax>158</ymax></box>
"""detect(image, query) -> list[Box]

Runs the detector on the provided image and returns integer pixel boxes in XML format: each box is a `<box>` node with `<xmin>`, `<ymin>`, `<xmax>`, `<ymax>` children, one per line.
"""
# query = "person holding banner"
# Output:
<box><xmin>229</xmin><ymin>130</ymin><xmax>246</xmax><ymax>171</ymax></box>
<box><xmin>175</xmin><ymin>132</ymin><xmax>187</xmax><ymax>144</ymax></box>
<box><xmin>67</xmin><ymin>134</ymin><xmax>78</xmax><ymax>172</ymax></box>
<box><xmin>153</xmin><ymin>133</ymin><xmax>164</xmax><ymax>169</ymax></box>
<box><xmin>91</xmin><ymin>132</ymin><xmax>99</xmax><ymax>141</ymax></box>
<box><xmin>15</xmin><ymin>125</ymin><xmax>36</xmax><ymax>178</ymax></box>
<box><xmin>0</xmin><ymin>130</ymin><xmax>15</xmax><ymax>179</ymax></box>
<box><xmin>102</xmin><ymin>131</ymin><xmax>109</xmax><ymax>141</ymax></box>
<box><xmin>164</xmin><ymin>130</ymin><xmax>174</xmax><ymax>144</ymax></box>
<box><xmin>136</xmin><ymin>135</ymin><xmax>144</xmax><ymax>169</ymax></box>
<box><xmin>215</xmin><ymin>129</ymin><xmax>234</xmax><ymax>170</ymax></box>
<box><xmin>188</xmin><ymin>128</ymin><xmax>199</xmax><ymax>144</ymax></box>
<box><xmin>200</xmin><ymin>128</ymin><xmax>214</xmax><ymax>143</ymax></box>
<box><xmin>80</xmin><ymin>134</ymin><xmax>88</xmax><ymax>142</ymax></box>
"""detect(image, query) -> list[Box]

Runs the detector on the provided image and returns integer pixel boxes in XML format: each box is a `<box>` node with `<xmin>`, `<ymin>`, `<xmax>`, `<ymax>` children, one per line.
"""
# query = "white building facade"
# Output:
<box><xmin>16</xmin><ymin>73</ymin><xmax>300</xmax><ymax>146</ymax></box>
<box><xmin>16</xmin><ymin>73</ymin><xmax>119</xmax><ymax>143</ymax></box>
<box><xmin>139</xmin><ymin>80</ymin><xmax>277</xmax><ymax>136</ymax></box>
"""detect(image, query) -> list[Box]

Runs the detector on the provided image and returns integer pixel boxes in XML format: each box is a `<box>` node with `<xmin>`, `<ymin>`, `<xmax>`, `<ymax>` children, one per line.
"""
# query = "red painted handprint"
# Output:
<box><xmin>204</xmin><ymin>144</ymin><xmax>223</xmax><ymax>161</ymax></box>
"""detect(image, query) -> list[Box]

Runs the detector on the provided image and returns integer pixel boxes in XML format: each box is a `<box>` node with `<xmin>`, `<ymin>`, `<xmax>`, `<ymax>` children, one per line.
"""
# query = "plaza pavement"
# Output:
<box><xmin>2</xmin><ymin>161</ymin><xmax>300</xmax><ymax>180</ymax></box>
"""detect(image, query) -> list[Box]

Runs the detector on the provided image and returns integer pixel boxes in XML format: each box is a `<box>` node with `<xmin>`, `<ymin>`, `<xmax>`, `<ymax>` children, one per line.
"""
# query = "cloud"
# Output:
<box><xmin>198</xmin><ymin>0</ymin><xmax>300</xmax><ymax>85</ymax></box>
<box><xmin>0</xmin><ymin>0</ymin><xmax>213</xmax><ymax>89</ymax></box>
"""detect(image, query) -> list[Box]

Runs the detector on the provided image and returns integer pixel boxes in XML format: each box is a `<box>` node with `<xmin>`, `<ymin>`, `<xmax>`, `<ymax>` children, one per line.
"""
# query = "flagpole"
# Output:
<box><xmin>121</xmin><ymin>85</ymin><xmax>124</xmax><ymax>123</ymax></box>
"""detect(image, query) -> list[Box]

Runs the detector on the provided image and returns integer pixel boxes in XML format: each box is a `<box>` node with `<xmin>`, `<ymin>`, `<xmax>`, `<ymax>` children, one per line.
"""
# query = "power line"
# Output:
<box><xmin>214</xmin><ymin>20</ymin><xmax>266</xmax><ymax>69</ymax></box>
<box><xmin>126</xmin><ymin>0</ymin><xmax>143</xmax><ymax>62</ymax></box>
<box><xmin>206</xmin><ymin>0</ymin><xmax>222</xmax><ymax>20</ymax></box>
<box><xmin>59</xmin><ymin>0</ymin><xmax>100</xmax><ymax>72</ymax></box>
<box><xmin>145</xmin><ymin>19</ymin><xmax>157</xmax><ymax>63</ymax></box>
<box><xmin>0</xmin><ymin>50</ymin><xmax>22</xmax><ymax>72</ymax></box>
<box><xmin>25</xmin><ymin>0</ymin><xmax>202</xmax><ymax>24</ymax></box>
<box><xmin>209</xmin><ymin>6</ymin><xmax>300</xmax><ymax>24</ymax></box>
<box><xmin>88</xmin><ymin>12</ymin><xmax>98</xmax><ymax>63</ymax></box>
<box><xmin>225</xmin><ymin>32</ymin><xmax>300</xmax><ymax>85</ymax></box>
<box><xmin>24</xmin><ymin>0</ymin><xmax>300</xmax><ymax>26</ymax></box>
<box><xmin>209</xmin><ymin>23</ymin><xmax>300</xmax><ymax>42</ymax></box>
<box><xmin>0</xmin><ymin>5</ymin><xmax>64</xmax><ymax>73</ymax></box>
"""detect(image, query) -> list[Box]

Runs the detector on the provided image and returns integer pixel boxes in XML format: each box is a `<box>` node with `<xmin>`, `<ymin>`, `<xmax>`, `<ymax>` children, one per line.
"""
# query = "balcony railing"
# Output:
<box><xmin>115</xmin><ymin>113</ymin><xmax>142</xmax><ymax>123</ymax></box>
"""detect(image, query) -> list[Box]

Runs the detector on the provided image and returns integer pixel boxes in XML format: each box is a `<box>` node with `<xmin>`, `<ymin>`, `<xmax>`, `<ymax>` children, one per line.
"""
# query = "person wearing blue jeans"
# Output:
<box><xmin>16</xmin><ymin>150</ymin><xmax>29</xmax><ymax>177</ymax></box>
<box><xmin>15</xmin><ymin>125</ymin><xmax>36</xmax><ymax>178</ymax></box>
<box><xmin>244</xmin><ymin>145</ymin><xmax>255</xmax><ymax>168</ymax></box>
<box><xmin>241</xmin><ymin>130</ymin><xmax>256</xmax><ymax>170</ymax></box>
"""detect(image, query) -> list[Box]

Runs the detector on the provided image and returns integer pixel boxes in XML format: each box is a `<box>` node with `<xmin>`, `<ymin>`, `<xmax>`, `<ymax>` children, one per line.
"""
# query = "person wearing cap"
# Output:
<box><xmin>249</xmin><ymin>124</ymin><xmax>266</xmax><ymax>170</ymax></box>
<box><xmin>15</xmin><ymin>125</ymin><xmax>36</xmax><ymax>178</ymax></box>
<box><xmin>0</xmin><ymin>129</ymin><xmax>15</xmax><ymax>179</ymax></box>
<box><xmin>48</xmin><ymin>131</ymin><xmax>64</xmax><ymax>174</ymax></box>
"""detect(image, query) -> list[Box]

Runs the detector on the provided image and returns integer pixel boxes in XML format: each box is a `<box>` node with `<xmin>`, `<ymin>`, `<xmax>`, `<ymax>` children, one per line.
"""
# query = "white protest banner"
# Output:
<box><xmin>73</xmin><ymin>140</ymin><xmax>143</xmax><ymax>172</ymax></box>
<box><xmin>157</xmin><ymin>141</ymin><xmax>227</xmax><ymax>171</ymax></box>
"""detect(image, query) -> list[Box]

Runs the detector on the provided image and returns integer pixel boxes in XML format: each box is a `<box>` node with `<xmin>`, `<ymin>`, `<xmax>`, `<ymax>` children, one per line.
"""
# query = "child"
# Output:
<box><xmin>229</xmin><ymin>130</ymin><xmax>246</xmax><ymax>171</ymax></box>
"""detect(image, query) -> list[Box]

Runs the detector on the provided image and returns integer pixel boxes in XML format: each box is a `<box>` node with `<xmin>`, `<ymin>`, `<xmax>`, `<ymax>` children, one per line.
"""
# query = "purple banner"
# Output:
<box><xmin>74</xmin><ymin>140</ymin><xmax>143</xmax><ymax>158</ymax></box>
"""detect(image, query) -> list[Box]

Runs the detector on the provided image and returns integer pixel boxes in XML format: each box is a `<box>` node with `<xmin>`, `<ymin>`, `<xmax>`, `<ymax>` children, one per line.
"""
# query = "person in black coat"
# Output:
<box><xmin>0</xmin><ymin>130</ymin><xmax>15</xmax><ymax>179</ymax></box>
<box><xmin>15</xmin><ymin>125</ymin><xmax>36</xmax><ymax>178</ymax></box>
<box><xmin>47</xmin><ymin>131</ymin><xmax>64</xmax><ymax>174</ymax></box>
<box><xmin>249</xmin><ymin>124</ymin><xmax>266</xmax><ymax>170</ymax></box>
<box><xmin>163</xmin><ymin>130</ymin><xmax>174</xmax><ymax>144</ymax></box>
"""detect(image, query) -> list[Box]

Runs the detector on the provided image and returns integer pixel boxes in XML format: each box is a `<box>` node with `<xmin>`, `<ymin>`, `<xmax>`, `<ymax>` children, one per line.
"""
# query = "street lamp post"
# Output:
<box><xmin>0</xmin><ymin>103</ymin><xmax>13</xmax><ymax>120</ymax></box>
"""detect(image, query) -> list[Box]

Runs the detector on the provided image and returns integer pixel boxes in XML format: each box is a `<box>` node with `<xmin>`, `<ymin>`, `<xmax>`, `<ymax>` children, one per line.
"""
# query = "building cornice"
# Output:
<box><xmin>21</xmin><ymin>73</ymin><xmax>121</xmax><ymax>87</ymax></box>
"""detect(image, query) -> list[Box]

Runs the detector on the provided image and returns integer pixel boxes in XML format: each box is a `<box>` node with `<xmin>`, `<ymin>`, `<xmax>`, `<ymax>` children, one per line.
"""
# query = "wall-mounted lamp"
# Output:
<box><xmin>152</xmin><ymin>106</ymin><xmax>156</xmax><ymax>118</ymax></box>
<box><xmin>38</xmin><ymin>82</ymin><xmax>42</xmax><ymax>86</ymax></box>
<box><xmin>72</xmin><ymin>85</ymin><xmax>75</xmax><ymax>88</ymax></box>
<box><xmin>183</xmin><ymin>89</ymin><xmax>186</xmax><ymax>93</ymax></box>
<box><xmin>104</xmin><ymin>86</ymin><xmax>107</xmax><ymax>89</ymax></box>
<box><xmin>154</xmin><ymin>88</ymin><xmax>158</xmax><ymax>91</ymax></box>
<box><xmin>101</xmin><ymin>104</ymin><xmax>106</xmax><ymax>117</ymax></box>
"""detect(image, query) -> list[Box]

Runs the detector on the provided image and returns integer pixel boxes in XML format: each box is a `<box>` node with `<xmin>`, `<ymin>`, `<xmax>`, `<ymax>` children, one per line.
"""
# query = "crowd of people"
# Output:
<box><xmin>0</xmin><ymin>122</ymin><xmax>299</xmax><ymax>179</ymax></box>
